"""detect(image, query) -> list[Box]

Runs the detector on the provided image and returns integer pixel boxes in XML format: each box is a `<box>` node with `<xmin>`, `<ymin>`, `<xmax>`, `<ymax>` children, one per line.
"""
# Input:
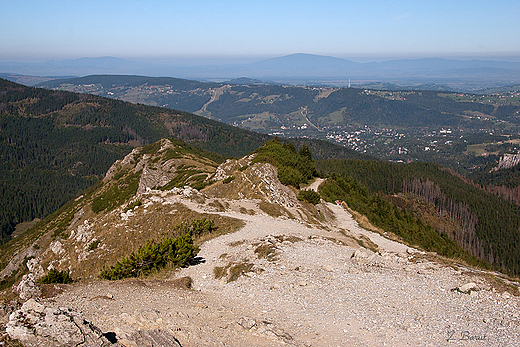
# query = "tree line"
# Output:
<box><xmin>317</xmin><ymin>159</ymin><xmax>520</xmax><ymax>275</ymax></box>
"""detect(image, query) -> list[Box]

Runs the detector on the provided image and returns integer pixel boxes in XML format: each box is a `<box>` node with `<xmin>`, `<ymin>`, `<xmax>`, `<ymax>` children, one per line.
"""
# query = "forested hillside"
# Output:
<box><xmin>40</xmin><ymin>75</ymin><xmax>520</xmax><ymax>131</ymax></box>
<box><xmin>317</xmin><ymin>159</ymin><xmax>520</xmax><ymax>276</ymax></box>
<box><xmin>3</xmin><ymin>77</ymin><xmax>520</xmax><ymax>275</ymax></box>
<box><xmin>0</xmin><ymin>78</ymin><xmax>271</xmax><ymax>243</ymax></box>
<box><xmin>40</xmin><ymin>75</ymin><xmax>217</xmax><ymax>113</ymax></box>
<box><xmin>0</xmin><ymin>79</ymin><xmax>368</xmax><ymax>244</ymax></box>
<box><xmin>39</xmin><ymin>75</ymin><xmax>520</xmax><ymax>186</ymax></box>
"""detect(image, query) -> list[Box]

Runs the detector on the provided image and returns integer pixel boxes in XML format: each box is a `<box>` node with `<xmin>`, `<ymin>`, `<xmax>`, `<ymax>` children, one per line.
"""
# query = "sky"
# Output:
<box><xmin>2</xmin><ymin>0</ymin><xmax>520</xmax><ymax>63</ymax></box>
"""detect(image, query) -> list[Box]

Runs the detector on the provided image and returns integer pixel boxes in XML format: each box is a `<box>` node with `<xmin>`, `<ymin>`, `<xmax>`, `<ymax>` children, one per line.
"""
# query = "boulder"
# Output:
<box><xmin>126</xmin><ymin>329</ymin><xmax>182</xmax><ymax>347</ymax></box>
<box><xmin>351</xmin><ymin>248</ymin><xmax>377</xmax><ymax>265</ymax></box>
<box><xmin>16</xmin><ymin>273</ymin><xmax>41</xmax><ymax>301</ymax></box>
<box><xmin>6</xmin><ymin>299</ymin><xmax>122</xmax><ymax>347</ymax></box>
<box><xmin>457</xmin><ymin>282</ymin><xmax>477</xmax><ymax>294</ymax></box>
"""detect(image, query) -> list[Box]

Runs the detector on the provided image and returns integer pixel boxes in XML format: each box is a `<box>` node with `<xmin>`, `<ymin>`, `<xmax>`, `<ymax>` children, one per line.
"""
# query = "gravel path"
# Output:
<box><xmin>46</xmin><ymin>201</ymin><xmax>520</xmax><ymax>347</ymax></box>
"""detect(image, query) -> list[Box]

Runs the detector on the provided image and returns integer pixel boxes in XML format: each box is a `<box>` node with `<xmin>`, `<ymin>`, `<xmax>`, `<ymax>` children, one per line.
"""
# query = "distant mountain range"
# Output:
<box><xmin>2</xmin><ymin>53</ymin><xmax>520</xmax><ymax>91</ymax></box>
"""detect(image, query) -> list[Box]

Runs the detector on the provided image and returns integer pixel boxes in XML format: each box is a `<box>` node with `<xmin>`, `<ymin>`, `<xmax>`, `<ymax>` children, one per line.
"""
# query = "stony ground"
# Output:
<box><xmin>41</xmin><ymin>201</ymin><xmax>520</xmax><ymax>347</ymax></box>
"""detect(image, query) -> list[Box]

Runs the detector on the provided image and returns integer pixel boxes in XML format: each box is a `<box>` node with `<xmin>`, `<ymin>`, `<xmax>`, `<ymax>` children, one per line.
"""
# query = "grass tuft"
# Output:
<box><xmin>254</xmin><ymin>244</ymin><xmax>278</xmax><ymax>261</ymax></box>
<box><xmin>213</xmin><ymin>261</ymin><xmax>254</xmax><ymax>282</ymax></box>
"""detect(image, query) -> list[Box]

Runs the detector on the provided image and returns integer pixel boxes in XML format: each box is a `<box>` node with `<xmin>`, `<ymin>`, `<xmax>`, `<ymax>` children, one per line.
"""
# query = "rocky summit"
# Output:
<box><xmin>1</xmin><ymin>138</ymin><xmax>519</xmax><ymax>347</ymax></box>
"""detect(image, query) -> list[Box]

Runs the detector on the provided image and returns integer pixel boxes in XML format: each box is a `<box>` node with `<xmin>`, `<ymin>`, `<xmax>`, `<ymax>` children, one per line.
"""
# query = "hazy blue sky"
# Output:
<box><xmin>2</xmin><ymin>0</ymin><xmax>520</xmax><ymax>62</ymax></box>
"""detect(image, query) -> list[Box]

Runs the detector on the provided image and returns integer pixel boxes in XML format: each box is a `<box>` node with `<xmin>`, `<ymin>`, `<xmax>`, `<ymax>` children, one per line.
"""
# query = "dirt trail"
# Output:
<box><xmin>303</xmin><ymin>178</ymin><xmax>324</xmax><ymax>192</ymax></box>
<box><xmin>46</xmin><ymin>200</ymin><xmax>520</xmax><ymax>347</ymax></box>
<box><xmin>326</xmin><ymin>202</ymin><xmax>410</xmax><ymax>253</ymax></box>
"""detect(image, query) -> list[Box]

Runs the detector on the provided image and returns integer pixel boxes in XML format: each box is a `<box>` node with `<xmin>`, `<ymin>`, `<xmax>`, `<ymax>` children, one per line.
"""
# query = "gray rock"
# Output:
<box><xmin>237</xmin><ymin>316</ymin><xmax>257</xmax><ymax>330</ymax></box>
<box><xmin>16</xmin><ymin>273</ymin><xmax>41</xmax><ymax>301</ymax></box>
<box><xmin>6</xmin><ymin>299</ymin><xmax>122</xmax><ymax>347</ymax></box>
<box><xmin>351</xmin><ymin>248</ymin><xmax>376</xmax><ymax>265</ymax></box>
<box><xmin>26</xmin><ymin>258</ymin><xmax>44</xmax><ymax>279</ymax></box>
<box><xmin>457</xmin><ymin>282</ymin><xmax>477</xmax><ymax>294</ymax></box>
<box><xmin>127</xmin><ymin>329</ymin><xmax>182</xmax><ymax>347</ymax></box>
<box><xmin>0</xmin><ymin>301</ymin><xmax>20</xmax><ymax>328</ymax></box>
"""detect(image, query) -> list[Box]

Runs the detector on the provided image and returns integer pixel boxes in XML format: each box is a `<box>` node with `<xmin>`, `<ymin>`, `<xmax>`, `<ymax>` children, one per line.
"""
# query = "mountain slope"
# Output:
<box><xmin>36</xmin><ymin>74</ymin><xmax>520</xmax><ymax>192</ymax></box>
<box><xmin>3</xmin><ymin>137</ymin><xmax>516</xmax><ymax>289</ymax></box>
<box><xmin>0</xmin><ymin>78</ymin><xmax>270</xmax><ymax>243</ymax></box>
<box><xmin>38</xmin><ymin>74</ymin><xmax>520</xmax><ymax>131</ymax></box>
<box><xmin>1</xmin><ymin>138</ymin><xmax>519</xmax><ymax>347</ymax></box>
<box><xmin>1</xmin><ymin>78</ymin><xmax>370</xmax><ymax>245</ymax></box>
<box><xmin>0</xmin><ymin>138</ymin><xmax>329</xmax><ymax>288</ymax></box>
<box><xmin>317</xmin><ymin>159</ymin><xmax>520</xmax><ymax>275</ymax></box>
<box><xmin>5</xmin><ymin>54</ymin><xmax>520</xmax><ymax>85</ymax></box>
<box><xmin>39</xmin><ymin>74</ymin><xmax>217</xmax><ymax>113</ymax></box>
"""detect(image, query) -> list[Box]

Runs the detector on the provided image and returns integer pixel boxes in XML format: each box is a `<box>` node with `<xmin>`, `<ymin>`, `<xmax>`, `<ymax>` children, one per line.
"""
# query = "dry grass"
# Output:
<box><xmin>207</xmin><ymin>199</ymin><xmax>226</xmax><ymax>212</ymax></box>
<box><xmin>170</xmin><ymin>276</ymin><xmax>193</xmax><ymax>290</ymax></box>
<box><xmin>274</xmin><ymin>235</ymin><xmax>302</xmax><ymax>243</ymax></box>
<box><xmin>317</xmin><ymin>203</ymin><xmax>335</xmax><ymax>222</ymax></box>
<box><xmin>351</xmin><ymin>210</ymin><xmax>383</xmax><ymax>233</ymax></box>
<box><xmin>354</xmin><ymin>234</ymin><xmax>379</xmax><ymax>253</ymax></box>
<box><xmin>258</xmin><ymin>201</ymin><xmax>284</xmax><ymax>217</ymax></box>
<box><xmin>254</xmin><ymin>244</ymin><xmax>278</xmax><ymax>261</ymax></box>
<box><xmin>258</xmin><ymin>201</ymin><xmax>294</xmax><ymax>219</ymax></box>
<box><xmin>213</xmin><ymin>265</ymin><xmax>229</xmax><ymax>280</ymax></box>
<box><xmin>227</xmin><ymin>262</ymin><xmax>254</xmax><ymax>282</ymax></box>
<box><xmin>238</xmin><ymin>206</ymin><xmax>256</xmax><ymax>215</ymax></box>
<box><xmin>37</xmin><ymin>202</ymin><xmax>244</xmax><ymax>282</ymax></box>
<box><xmin>12</xmin><ymin>218</ymin><xmax>41</xmax><ymax>238</ymax></box>
<box><xmin>213</xmin><ymin>261</ymin><xmax>254</xmax><ymax>282</ymax></box>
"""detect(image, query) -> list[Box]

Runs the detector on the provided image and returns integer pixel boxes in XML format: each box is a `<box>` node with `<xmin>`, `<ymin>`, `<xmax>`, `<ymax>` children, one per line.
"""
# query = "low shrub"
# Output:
<box><xmin>99</xmin><ymin>218</ymin><xmax>216</xmax><ymax>280</ymax></box>
<box><xmin>175</xmin><ymin>217</ymin><xmax>217</xmax><ymax>238</ymax></box>
<box><xmin>297</xmin><ymin>190</ymin><xmax>321</xmax><ymax>205</ymax></box>
<box><xmin>37</xmin><ymin>269</ymin><xmax>73</xmax><ymax>284</ymax></box>
<box><xmin>222</xmin><ymin>176</ymin><xmax>235</xmax><ymax>184</ymax></box>
<box><xmin>252</xmin><ymin>139</ymin><xmax>318</xmax><ymax>188</ymax></box>
<box><xmin>124</xmin><ymin>200</ymin><xmax>142</xmax><ymax>212</ymax></box>
<box><xmin>88</xmin><ymin>239</ymin><xmax>101</xmax><ymax>251</ymax></box>
<box><xmin>99</xmin><ymin>232</ymin><xmax>198</xmax><ymax>280</ymax></box>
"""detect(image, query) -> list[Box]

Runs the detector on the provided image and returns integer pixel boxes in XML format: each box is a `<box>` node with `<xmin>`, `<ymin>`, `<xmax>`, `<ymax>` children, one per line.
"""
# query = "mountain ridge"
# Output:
<box><xmin>1</xmin><ymin>137</ymin><xmax>519</xmax><ymax>346</ymax></box>
<box><xmin>0</xmin><ymin>78</ymin><xmax>371</xmax><ymax>245</ymax></box>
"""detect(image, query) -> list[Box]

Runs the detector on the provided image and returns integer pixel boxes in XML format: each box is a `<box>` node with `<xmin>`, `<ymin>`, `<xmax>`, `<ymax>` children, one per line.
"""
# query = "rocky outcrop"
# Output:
<box><xmin>6</xmin><ymin>299</ymin><xmax>122</xmax><ymax>347</ymax></box>
<box><xmin>16</xmin><ymin>274</ymin><xmax>41</xmax><ymax>301</ymax></box>
<box><xmin>0</xmin><ymin>300</ymin><xmax>20</xmax><ymax>327</ymax></box>
<box><xmin>490</xmin><ymin>152</ymin><xmax>520</xmax><ymax>172</ymax></box>
<box><xmin>205</xmin><ymin>160</ymin><xmax>299</xmax><ymax>208</ymax></box>
<box><xmin>455</xmin><ymin>282</ymin><xmax>478</xmax><ymax>294</ymax></box>
<box><xmin>123</xmin><ymin>329</ymin><xmax>182</xmax><ymax>347</ymax></box>
<box><xmin>0</xmin><ymin>244</ymin><xmax>41</xmax><ymax>280</ymax></box>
